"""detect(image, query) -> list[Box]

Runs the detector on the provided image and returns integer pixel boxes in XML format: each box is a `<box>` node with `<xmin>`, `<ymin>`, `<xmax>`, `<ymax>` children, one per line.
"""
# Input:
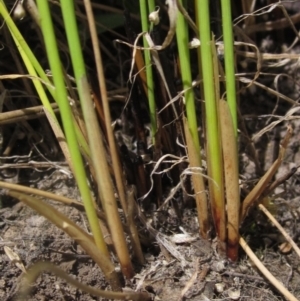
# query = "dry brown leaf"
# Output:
<box><xmin>279</xmin><ymin>242</ymin><xmax>292</xmax><ymax>254</ymax></box>
<box><xmin>4</xmin><ymin>246</ymin><xmax>26</xmax><ymax>273</ymax></box>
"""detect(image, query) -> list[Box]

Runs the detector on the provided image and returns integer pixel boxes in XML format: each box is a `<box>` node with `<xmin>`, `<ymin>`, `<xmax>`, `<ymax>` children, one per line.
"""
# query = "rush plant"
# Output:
<box><xmin>0</xmin><ymin>0</ymin><xmax>296</xmax><ymax>300</ymax></box>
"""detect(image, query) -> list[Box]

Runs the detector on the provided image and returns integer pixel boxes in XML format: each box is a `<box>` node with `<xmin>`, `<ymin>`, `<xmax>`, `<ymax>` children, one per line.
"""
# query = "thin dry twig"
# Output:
<box><xmin>251</xmin><ymin>107</ymin><xmax>300</xmax><ymax>142</ymax></box>
<box><xmin>258</xmin><ymin>204</ymin><xmax>300</xmax><ymax>259</ymax></box>
<box><xmin>179</xmin><ymin>259</ymin><xmax>199</xmax><ymax>300</ymax></box>
<box><xmin>0</xmin><ymin>180</ymin><xmax>105</xmax><ymax>220</ymax></box>
<box><xmin>239</xmin><ymin>237</ymin><xmax>299</xmax><ymax>301</ymax></box>
<box><xmin>0</xmin><ymin>103</ymin><xmax>59</xmax><ymax>125</ymax></box>
<box><xmin>241</xmin><ymin>125</ymin><xmax>293</xmax><ymax>221</ymax></box>
<box><xmin>238</xmin><ymin>77</ymin><xmax>298</xmax><ymax>106</ymax></box>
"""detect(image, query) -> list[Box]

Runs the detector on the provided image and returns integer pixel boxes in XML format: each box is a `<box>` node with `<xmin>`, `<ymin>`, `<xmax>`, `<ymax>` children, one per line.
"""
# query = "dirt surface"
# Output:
<box><xmin>0</xmin><ymin>180</ymin><xmax>110</xmax><ymax>301</ymax></box>
<box><xmin>1</xmin><ymin>119</ymin><xmax>300</xmax><ymax>301</ymax></box>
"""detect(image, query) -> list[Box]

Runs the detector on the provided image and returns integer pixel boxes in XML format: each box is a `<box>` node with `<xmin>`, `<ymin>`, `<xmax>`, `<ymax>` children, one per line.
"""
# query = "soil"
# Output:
<box><xmin>1</xmin><ymin>1</ymin><xmax>300</xmax><ymax>301</ymax></box>
<box><xmin>1</xmin><ymin>119</ymin><xmax>300</xmax><ymax>301</ymax></box>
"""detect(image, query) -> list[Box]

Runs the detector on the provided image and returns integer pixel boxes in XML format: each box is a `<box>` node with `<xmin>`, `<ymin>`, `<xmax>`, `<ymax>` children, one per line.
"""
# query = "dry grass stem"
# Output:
<box><xmin>239</xmin><ymin>237</ymin><xmax>298</xmax><ymax>301</ymax></box>
<box><xmin>0</xmin><ymin>180</ymin><xmax>106</xmax><ymax>220</ymax></box>
<box><xmin>183</xmin><ymin>117</ymin><xmax>208</xmax><ymax>238</ymax></box>
<box><xmin>18</xmin><ymin>262</ymin><xmax>151</xmax><ymax>301</ymax></box>
<box><xmin>0</xmin><ymin>103</ymin><xmax>59</xmax><ymax>125</ymax></box>
<box><xmin>241</xmin><ymin>125</ymin><xmax>293</xmax><ymax>221</ymax></box>
<box><xmin>219</xmin><ymin>100</ymin><xmax>240</xmax><ymax>261</ymax></box>
<box><xmin>7</xmin><ymin>191</ymin><xmax>121</xmax><ymax>290</ymax></box>
<box><xmin>258</xmin><ymin>204</ymin><xmax>300</xmax><ymax>259</ymax></box>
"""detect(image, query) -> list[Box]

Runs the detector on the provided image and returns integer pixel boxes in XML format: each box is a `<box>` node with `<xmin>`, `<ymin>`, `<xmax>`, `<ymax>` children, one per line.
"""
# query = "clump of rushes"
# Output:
<box><xmin>195</xmin><ymin>0</ymin><xmax>240</xmax><ymax>259</ymax></box>
<box><xmin>138</xmin><ymin>0</ymin><xmax>239</xmax><ymax>257</ymax></box>
<box><xmin>36</xmin><ymin>0</ymin><xmax>111</xmax><ymax>264</ymax></box>
<box><xmin>37</xmin><ymin>0</ymin><xmax>134</xmax><ymax>280</ymax></box>
<box><xmin>0</xmin><ymin>0</ymin><xmax>150</xmax><ymax>297</ymax></box>
<box><xmin>82</xmin><ymin>0</ymin><xmax>144</xmax><ymax>266</ymax></box>
<box><xmin>1</xmin><ymin>1</ymin><xmax>296</xmax><ymax>299</ymax></box>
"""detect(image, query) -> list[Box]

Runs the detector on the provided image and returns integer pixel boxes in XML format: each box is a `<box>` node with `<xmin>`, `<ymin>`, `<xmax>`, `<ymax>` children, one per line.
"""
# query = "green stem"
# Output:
<box><xmin>60</xmin><ymin>0</ymin><xmax>133</xmax><ymax>278</ymax></box>
<box><xmin>220</xmin><ymin>0</ymin><xmax>237</xmax><ymax>134</ymax></box>
<box><xmin>176</xmin><ymin>0</ymin><xmax>200</xmax><ymax>155</ymax></box>
<box><xmin>176</xmin><ymin>0</ymin><xmax>208</xmax><ymax>238</ymax></box>
<box><xmin>195</xmin><ymin>0</ymin><xmax>226</xmax><ymax>243</ymax></box>
<box><xmin>36</xmin><ymin>0</ymin><xmax>109</xmax><ymax>258</ymax></box>
<box><xmin>0</xmin><ymin>1</ymin><xmax>55</xmax><ymax>117</ymax></box>
<box><xmin>0</xmin><ymin>1</ymin><xmax>91</xmax><ymax>160</ymax></box>
<box><xmin>139</xmin><ymin>0</ymin><xmax>157</xmax><ymax>145</ymax></box>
